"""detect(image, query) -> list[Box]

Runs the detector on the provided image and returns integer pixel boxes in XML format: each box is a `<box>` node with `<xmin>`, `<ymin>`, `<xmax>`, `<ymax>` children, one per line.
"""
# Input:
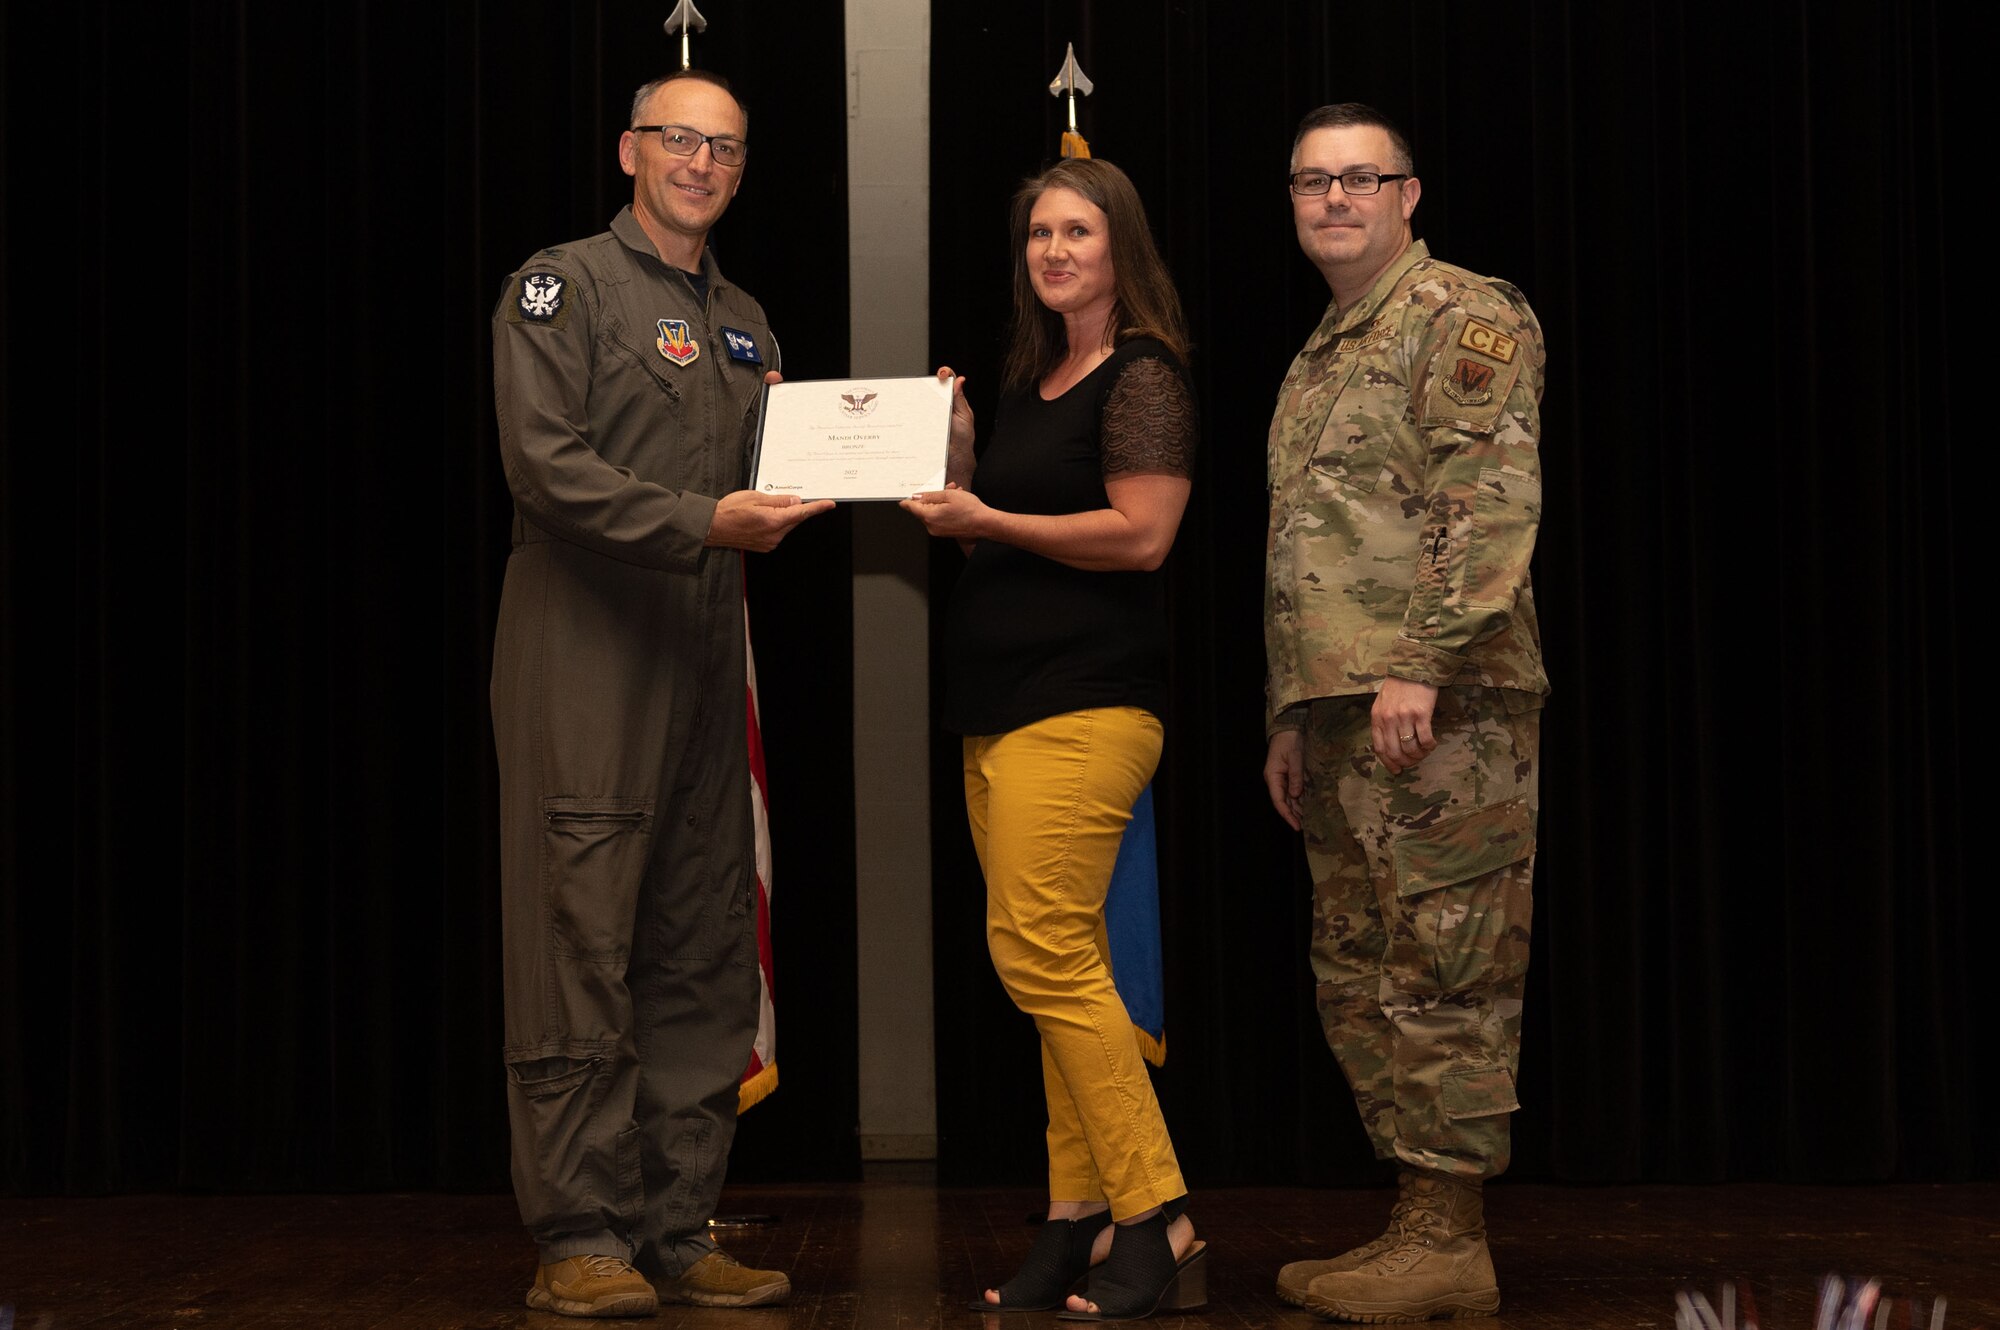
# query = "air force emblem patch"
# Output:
<box><xmin>518</xmin><ymin>274</ymin><xmax>564</xmax><ymax>321</ymax></box>
<box><xmin>720</xmin><ymin>326</ymin><xmax>763</xmax><ymax>365</ymax></box>
<box><xmin>657</xmin><ymin>319</ymin><xmax>700</xmax><ymax>367</ymax></box>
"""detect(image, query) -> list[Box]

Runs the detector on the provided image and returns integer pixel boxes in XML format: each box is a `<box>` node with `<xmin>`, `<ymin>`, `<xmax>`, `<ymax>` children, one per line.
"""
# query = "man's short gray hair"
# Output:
<box><xmin>629</xmin><ymin>68</ymin><xmax>749</xmax><ymax>135</ymax></box>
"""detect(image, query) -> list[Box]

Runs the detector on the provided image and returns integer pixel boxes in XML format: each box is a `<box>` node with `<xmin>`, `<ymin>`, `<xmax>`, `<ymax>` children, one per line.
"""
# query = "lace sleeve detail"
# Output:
<box><xmin>1100</xmin><ymin>355</ymin><xmax>1197</xmax><ymax>480</ymax></box>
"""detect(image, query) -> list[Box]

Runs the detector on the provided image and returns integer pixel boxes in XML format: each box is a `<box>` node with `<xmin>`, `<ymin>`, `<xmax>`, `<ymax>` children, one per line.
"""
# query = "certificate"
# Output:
<box><xmin>751</xmin><ymin>375</ymin><xmax>954</xmax><ymax>501</ymax></box>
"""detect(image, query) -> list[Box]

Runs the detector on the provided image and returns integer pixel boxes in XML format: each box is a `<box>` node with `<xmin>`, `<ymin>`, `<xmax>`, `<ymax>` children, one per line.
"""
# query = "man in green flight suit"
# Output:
<box><xmin>1261</xmin><ymin>103</ymin><xmax>1550</xmax><ymax>1323</ymax></box>
<box><xmin>490</xmin><ymin>69</ymin><xmax>831</xmax><ymax>1318</ymax></box>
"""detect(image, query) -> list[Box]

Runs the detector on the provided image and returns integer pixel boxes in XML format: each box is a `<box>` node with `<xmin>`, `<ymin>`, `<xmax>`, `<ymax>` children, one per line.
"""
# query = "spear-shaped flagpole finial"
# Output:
<box><xmin>665</xmin><ymin>0</ymin><xmax>708</xmax><ymax>71</ymax></box>
<box><xmin>1047</xmin><ymin>41</ymin><xmax>1094</xmax><ymax>159</ymax></box>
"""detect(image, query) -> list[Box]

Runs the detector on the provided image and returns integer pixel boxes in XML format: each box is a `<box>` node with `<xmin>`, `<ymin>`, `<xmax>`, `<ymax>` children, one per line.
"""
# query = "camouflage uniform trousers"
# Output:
<box><xmin>1301</xmin><ymin>684</ymin><xmax>1540</xmax><ymax>1181</ymax></box>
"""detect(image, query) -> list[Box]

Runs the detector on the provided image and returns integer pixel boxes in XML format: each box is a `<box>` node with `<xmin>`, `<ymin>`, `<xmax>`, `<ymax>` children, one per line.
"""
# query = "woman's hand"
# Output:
<box><xmin>937</xmin><ymin>366</ymin><xmax>975</xmax><ymax>488</ymax></box>
<box><xmin>900</xmin><ymin>483</ymin><xmax>991</xmax><ymax>540</ymax></box>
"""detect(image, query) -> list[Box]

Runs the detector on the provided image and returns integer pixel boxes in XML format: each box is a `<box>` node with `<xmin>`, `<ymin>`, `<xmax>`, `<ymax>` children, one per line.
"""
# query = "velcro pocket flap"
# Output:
<box><xmin>1442</xmin><ymin>1065</ymin><xmax>1520</xmax><ymax>1120</ymax></box>
<box><xmin>1391</xmin><ymin>795</ymin><xmax>1534</xmax><ymax>898</ymax></box>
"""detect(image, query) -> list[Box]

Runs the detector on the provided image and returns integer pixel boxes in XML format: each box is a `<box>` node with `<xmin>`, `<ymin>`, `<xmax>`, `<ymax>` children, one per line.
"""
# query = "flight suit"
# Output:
<box><xmin>490</xmin><ymin>205</ymin><xmax>775</xmax><ymax>1276</ymax></box>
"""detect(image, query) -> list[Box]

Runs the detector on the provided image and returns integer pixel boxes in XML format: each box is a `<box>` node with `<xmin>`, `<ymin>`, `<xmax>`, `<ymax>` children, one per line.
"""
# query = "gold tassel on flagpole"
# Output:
<box><xmin>1049</xmin><ymin>42</ymin><xmax>1094</xmax><ymax>160</ymax></box>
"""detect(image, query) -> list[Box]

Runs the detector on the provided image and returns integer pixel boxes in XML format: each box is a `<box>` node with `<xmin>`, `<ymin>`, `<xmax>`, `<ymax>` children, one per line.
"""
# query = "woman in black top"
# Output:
<box><xmin>903</xmin><ymin>158</ymin><xmax>1201</xmax><ymax>1321</ymax></box>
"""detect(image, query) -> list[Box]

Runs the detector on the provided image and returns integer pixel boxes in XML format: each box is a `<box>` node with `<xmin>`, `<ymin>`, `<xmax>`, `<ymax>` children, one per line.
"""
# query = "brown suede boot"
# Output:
<box><xmin>1276</xmin><ymin>1170</ymin><xmax>1417</xmax><ymax>1307</ymax></box>
<box><xmin>657</xmin><ymin>1245</ymin><xmax>792</xmax><ymax>1308</ymax></box>
<box><xmin>1302</xmin><ymin>1172</ymin><xmax>1500</xmax><ymax>1322</ymax></box>
<box><xmin>525</xmin><ymin>1254</ymin><xmax>659</xmax><ymax>1317</ymax></box>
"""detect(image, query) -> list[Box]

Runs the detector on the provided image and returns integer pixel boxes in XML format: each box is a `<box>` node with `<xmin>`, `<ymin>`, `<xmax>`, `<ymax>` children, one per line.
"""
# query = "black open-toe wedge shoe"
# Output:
<box><xmin>1055</xmin><ymin>1211</ymin><xmax>1207</xmax><ymax>1322</ymax></box>
<box><xmin>969</xmin><ymin>1208</ymin><xmax>1113</xmax><ymax>1313</ymax></box>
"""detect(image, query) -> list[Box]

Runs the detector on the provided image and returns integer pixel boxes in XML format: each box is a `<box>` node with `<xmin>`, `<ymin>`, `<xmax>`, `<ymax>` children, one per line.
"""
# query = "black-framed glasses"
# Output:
<box><xmin>631</xmin><ymin>123</ymin><xmax>748</xmax><ymax>167</ymax></box>
<box><xmin>1289</xmin><ymin>170</ymin><xmax>1409</xmax><ymax>196</ymax></box>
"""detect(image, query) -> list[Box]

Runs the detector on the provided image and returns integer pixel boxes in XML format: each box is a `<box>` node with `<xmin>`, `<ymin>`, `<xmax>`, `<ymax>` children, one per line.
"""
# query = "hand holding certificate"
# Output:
<box><xmin>751</xmin><ymin>374</ymin><xmax>956</xmax><ymax>501</ymax></box>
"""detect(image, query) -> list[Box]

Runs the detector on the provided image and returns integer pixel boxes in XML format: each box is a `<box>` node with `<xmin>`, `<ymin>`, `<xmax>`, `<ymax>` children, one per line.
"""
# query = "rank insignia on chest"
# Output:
<box><xmin>1442</xmin><ymin>357</ymin><xmax>1496</xmax><ymax>406</ymax></box>
<box><xmin>517</xmin><ymin>273</ymin><xmax>564</xmax><ymax>321</ymax></box>
<box><xmin>719</xmin><ymin>326</ymin><xmax>764</xmax><ymax>365</ymax></box>
<box><xmin>657</xmin><ymin>318</ymin><xmax>701</xmax><ymax>367</ymax></box>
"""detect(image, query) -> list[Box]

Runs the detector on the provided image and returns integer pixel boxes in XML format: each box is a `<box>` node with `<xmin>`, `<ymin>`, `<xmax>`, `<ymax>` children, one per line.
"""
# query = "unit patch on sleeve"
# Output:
<box><xmin>507</xmin><ymin>272</ymin><xmax>569</xmax><ymax>328</ymax></box>
<box><xmin>1442</xmin><ymin>358</ymin><xmax>1496</xmax><ymax>406</ymax></box>
<box><xmin>1457</xmin><ymin>319</ymin><xmax>1518</xmax><ymax>364</ymax></box>
<box><xmin>720</xmin><ymin>326</ymin><xmax>764</xmax><ymax>365</ymax></box>
<box><xmin>657</xmin><ymin>319</ymin><xmax>701</xmax><ymax>367</ymax></box>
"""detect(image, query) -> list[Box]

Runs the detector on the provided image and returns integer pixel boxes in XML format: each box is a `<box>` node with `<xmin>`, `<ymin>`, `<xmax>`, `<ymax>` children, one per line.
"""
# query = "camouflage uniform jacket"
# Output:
<box><xmin>1266</xmin><ymin>239</ymin><xmax>1549</xmax><ymax>731</ymax></box>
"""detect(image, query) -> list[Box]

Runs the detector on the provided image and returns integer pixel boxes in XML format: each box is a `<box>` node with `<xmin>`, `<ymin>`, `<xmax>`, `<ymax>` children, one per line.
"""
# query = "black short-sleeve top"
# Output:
<box><xmin>941</xmin><ymin>338</ymin><xmax>1198</xmax><ymax>737</ymax></box>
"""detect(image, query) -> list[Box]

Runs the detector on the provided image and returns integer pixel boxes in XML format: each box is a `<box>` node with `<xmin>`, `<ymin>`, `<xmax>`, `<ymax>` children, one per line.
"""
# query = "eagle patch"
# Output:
<box><xmin>657</xmin><ymin>319</ymin><xmax>700</xmax><ymax>367</ymax></box>
<box><xmin>517</xmin><ymin>274</ymin><xmax>564</xmax><ymax>321</ymax></box>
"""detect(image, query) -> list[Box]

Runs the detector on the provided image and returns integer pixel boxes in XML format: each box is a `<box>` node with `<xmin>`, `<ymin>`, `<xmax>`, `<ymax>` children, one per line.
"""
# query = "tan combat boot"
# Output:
<box><xmin>657</xmin><ymin>1244</ymin><xmax>792</xmax><ymax>1307</ymax></box>
<box><xmin>1302</xmin><ymin>1171</ymin><xmax>1500</xmax><ymax>1322</ymax></box>
<box><xmin>1276</xmin><ymin>1170</ymin><xmax>1418</xmax><ymax>1306</ymax></box>
<box><xmin>526</xmin><ymin>1254</ymin><xmax>659</xmax><ymax>1317</ymax></box>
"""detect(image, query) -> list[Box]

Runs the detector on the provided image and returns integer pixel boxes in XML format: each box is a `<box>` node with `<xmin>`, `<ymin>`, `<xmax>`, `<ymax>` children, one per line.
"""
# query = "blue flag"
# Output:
<box><xmin>1105</xmin><ymin>783</ymin><xmax>1165</xmax><ymax>1065</ymax></box>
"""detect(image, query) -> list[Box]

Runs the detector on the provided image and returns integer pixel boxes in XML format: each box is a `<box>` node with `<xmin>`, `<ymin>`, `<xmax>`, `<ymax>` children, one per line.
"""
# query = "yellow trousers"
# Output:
<box><xmin>963</xmin><ymin>706</ymin><xmax>1186</xmax><ymax>1219</ymax></box>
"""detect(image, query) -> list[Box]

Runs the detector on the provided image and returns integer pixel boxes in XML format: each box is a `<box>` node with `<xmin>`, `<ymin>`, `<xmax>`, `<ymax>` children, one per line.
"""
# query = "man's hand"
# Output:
<box><xmin>1264</xmin><ymin>729</ymin><xmax>1306</xmax><ymax>831</ymax></box>
<box><xmin>1371</xmin><ymin>677</ymin><xmax>1440</xmax><ymax>775</ymax></box>
<box><xmin>706</xmin><ymin>490</ymin><xmax>835</xmax><ymax>552</ymax></box>
<box><xmin>703</xmin><ymin>369</ymin><xmax>835</xmax><ymax>551</ymax></box>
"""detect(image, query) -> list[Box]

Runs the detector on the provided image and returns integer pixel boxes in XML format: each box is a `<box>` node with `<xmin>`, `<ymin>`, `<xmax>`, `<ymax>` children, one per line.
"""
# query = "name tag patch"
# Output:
<box><xmin>720</xmin><ymin>326</ymin><xmax>764</xmax><ymax>365</ymax></box>
<box><xmin>657</xmin><ymin>319</ymin><xmax>700</xmax><ymax>367</ymax></box>
<box><xmin>1336</xmin><ymin>322</ymin><xmax>1395</xmax><ymax>355</ymax></box>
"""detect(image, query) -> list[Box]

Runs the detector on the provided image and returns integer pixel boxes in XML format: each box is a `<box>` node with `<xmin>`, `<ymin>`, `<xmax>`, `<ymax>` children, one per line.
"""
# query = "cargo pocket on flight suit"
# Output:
<box><xmin>544</xmin><ymin>798</ymin><xmax>654</xmax><ymax>963</ymax></box>
<box><xmin>1389</xmin><ymin>794</ymin><xmax>1535</xmax><ymax>996</ymax></box>
<box><xmin>507</xmin><ymin>1054</ymin><xmax>611</xmax><ymax>1219</ymax></box>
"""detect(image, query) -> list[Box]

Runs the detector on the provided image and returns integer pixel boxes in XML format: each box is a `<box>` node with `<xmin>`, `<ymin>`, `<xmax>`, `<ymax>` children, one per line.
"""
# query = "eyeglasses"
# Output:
<box><xmin>1289</xmin><ymin>170</ymin><xmax>1409</xmax><ymax>196</ymax></box>
<box><xmin>631</xmin><ymin>123</ymin><xmax>748</xmax><ymax>167</ymax></box>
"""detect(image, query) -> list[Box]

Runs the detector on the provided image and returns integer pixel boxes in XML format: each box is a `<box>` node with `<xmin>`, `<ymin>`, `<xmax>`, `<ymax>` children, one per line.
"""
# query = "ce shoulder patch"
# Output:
<box><xmin>507</xmin><ymin>272</ymin><xmax>570</xmax><ymax>329</ymax></box>
<box><xmin>1457</xmin><ymin>318</ymin><xmax>1518</xmax><ymax>365</ymax></box>
<box><xmin>1420</xmin><ymin>319</ymin><xmax>1523</xmax><ymax>431</ymax></box>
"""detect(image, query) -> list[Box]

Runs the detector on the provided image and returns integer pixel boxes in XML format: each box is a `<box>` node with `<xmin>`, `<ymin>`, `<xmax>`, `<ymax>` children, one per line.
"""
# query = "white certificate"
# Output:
<box><xmin>751</xmin><ymin>375</ymin><xmax>953</xmax><ymax>501</ymax></box>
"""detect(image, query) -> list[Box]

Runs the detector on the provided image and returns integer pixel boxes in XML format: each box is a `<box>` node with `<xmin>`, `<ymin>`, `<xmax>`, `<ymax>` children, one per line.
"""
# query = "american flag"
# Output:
<box><xmin>739</xmin><ymin>605</ymin><xmax>778</xmax><ymax>1111</ymax></box>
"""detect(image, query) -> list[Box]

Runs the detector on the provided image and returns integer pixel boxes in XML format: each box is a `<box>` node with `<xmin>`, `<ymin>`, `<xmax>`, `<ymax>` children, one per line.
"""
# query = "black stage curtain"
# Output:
<box><xmin>1</xmin><ymin>0</ymin><xmax>1984</xmax><ymax>1197</ymax></box>
<box><xmin>928</xmin><ymin>1</ymin><xmax>1986</xmax><ymax>1186</ymax></box>
<box><xmin>0</xmin><ymin>2</ymin><xmax>857</xmax><ymax>1194</ymax></box>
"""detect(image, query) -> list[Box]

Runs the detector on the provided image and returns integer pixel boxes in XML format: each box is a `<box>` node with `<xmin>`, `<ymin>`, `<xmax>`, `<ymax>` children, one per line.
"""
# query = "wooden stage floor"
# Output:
<box><xmin>3</xmin><ymin>1171</ymin><xmax>1995</xmax><ymax>1328</ymax></box>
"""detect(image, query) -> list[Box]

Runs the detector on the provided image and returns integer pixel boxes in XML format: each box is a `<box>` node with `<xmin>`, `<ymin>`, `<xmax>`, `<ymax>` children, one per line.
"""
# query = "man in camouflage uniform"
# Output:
<box><xmin>1261</xmin><ymin>103</ymin><xmax>1548</xmax><ymax>1323</ymax></box>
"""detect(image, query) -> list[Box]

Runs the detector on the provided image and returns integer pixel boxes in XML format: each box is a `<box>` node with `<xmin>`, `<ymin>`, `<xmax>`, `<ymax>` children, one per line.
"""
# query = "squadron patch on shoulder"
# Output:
<box><xmin>1458</xmin><ymin>319</ymin><xmax>1518</xmax><ymax>364</ymax></box>
<box><xmin>657</xmin><ymin>318</ymin><xmax>701</xmax><ymax>367</ymax></box>
<box><xmin>518</xmin><ymin>273</ymin><xmax>565</xmax><ymax>320</ymax></box>
<box><xmin>1442</xmin><ymin>358</ymin><xmax>1496</xmax><ymax>406</ymax></box>
<box><xmin>720</xmin><ymin>326</ymin><xmax>764</xmax><ymax>365</ymax></box>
